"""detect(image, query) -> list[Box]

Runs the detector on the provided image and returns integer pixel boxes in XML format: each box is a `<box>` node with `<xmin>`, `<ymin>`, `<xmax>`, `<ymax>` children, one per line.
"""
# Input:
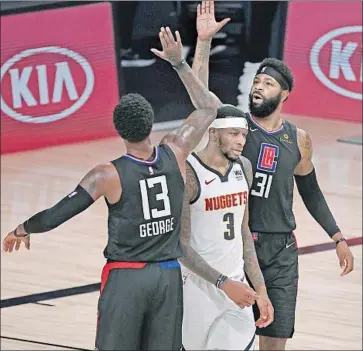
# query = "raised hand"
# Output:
<box><xmin>196</xmin><ymin>0</ymin><xmax>231</xmax><ymax>41</ymax></box>
<box><xmin>151</xmin><ymin>27</ymin><xmax>183</xmax><ymax>66</ymax></box>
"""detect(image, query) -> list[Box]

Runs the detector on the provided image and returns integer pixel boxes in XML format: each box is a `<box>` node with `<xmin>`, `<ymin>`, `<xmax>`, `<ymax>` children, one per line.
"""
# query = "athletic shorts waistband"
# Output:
<box><xmin>105</xmin><ymin>259</ymin><xmax>180</xmax><ymax>268</ymax></box>
<box><xmin>100</xmin><ymin>260</ymin><xmax>180</xmax><ymax>294</ymax></box>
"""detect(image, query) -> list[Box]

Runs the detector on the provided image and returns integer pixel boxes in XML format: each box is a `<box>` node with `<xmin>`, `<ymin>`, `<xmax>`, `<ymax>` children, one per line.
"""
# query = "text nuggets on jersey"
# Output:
<box><xmin>205</xmin><ymin>192</ymin><xmax>248</xmax><ymax>211</ymax></box>
<box><xmin>139</xmin><ymin>217</ymin><xmax>175</xmax><ymax>238</ymax></box>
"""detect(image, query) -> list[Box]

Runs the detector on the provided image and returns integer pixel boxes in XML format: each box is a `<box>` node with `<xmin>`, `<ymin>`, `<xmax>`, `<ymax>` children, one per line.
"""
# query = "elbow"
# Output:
<box><xmin>209</xmin><ymin>92</ymin><xmax>223</xmax><ymax>108</ymax></box>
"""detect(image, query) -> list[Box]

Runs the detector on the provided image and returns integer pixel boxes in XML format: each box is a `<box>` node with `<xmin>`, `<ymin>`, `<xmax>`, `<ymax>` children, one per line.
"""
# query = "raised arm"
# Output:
<box><xmin>161</xmin><ymin>108</ymin><xmax>217</xmax><ymax>161</ymax></box>
<box><xmin>3</xmin><ymin>163</ymin><xmax>119</xmax><ymax>252</ymax></box>
<box><xmin>179</xmin><ymin>163</ymin><xmax>258</xmax><ymax>308</ymax></box>
<box><xmin>192</xmin><ymin>0</ymin><xmax>230</xmax><ymax>88</ymax></box>
<box><xmin>151</xmin><ymin>26</ymin><xmax>222</xmax><ymax>110</ymax></box>
<box><xmin>294</xmin><ymin>128</ymin><xmax>354</xmax><ymax>276</ymax></box>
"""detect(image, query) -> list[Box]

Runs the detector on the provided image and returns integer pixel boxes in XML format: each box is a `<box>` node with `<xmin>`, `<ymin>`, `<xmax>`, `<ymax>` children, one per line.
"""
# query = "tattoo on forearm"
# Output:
<box><xmin>176</xmin><ymin>63</ymin><xmax>216</xmax><ymax>109</ymax></box>
<box><xmin>193</xmin><ymin>39</ymin><xmax>211</xmax><ymax>87</ymax></box>
<box><xmin>242</xmin><ymin>223</ymin><xmax>265</xmax><ymax>289</ymax></box>
<box><xmin>196</xmin><ymin>40</ymin><xmax>211</xmax><ymax>63</ymax></box>
<box><xmin>179</xmin><ymin>165</ymin><xmax>221</xmax><ymax>285</ymax></box>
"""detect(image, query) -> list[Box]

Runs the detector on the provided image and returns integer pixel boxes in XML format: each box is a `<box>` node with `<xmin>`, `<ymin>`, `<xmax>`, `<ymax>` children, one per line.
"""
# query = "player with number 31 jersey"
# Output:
<box><xmin>243</xmin><ymin>117</ymin><xmax>300</xmax><ymax>233</ymax></box>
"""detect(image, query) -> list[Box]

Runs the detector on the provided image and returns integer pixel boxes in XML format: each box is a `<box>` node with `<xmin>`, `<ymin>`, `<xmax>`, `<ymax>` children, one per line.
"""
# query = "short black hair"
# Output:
<box><xmin>113</xmin><ymin>93</ymin><xmax>154</xmax><ymax>142</ymax></box>
<box><xmin>217</xmin><ymin>104</ymin><xmax>247</xmax><ymax>119</ymax></box>
<box><xmin>258</xmin><ymin>58</ymin><xmax>294</xmax><ymax>91</ymax></box>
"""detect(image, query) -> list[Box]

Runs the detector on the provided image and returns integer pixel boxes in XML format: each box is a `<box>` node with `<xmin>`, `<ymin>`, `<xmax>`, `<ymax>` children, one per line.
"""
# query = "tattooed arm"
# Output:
<box><xmin>179</xmin><ymin>163</ymin><xmax>259</xmax><ymax>308</ymax></box>
<box><xmin>192</xmin><ymin>38</ymin><xmax>212</xmax><ymax>88</ymax></box>
<box><xmin>173</xmin><ymin>60</ymin><xmax>222</xmax><ymax>110</ymax></box>
<box><xmin>179</xmin><ymin>163</ymin><xmax>222</xmax><ymax>284</ymax></box>
<box><xmin>192</xmin><ymin>0</ymin><xmax>230</xmax><ymax>89</ymax></box>
<box><xmin>151</xmin><ymin>26</ymin><xmax>221</xmax><ymax>110</ymax></box>
<box><xmin>240</xmin><ymin>157</ymin><xmax>266</xmax><ymax>292</ymax></box>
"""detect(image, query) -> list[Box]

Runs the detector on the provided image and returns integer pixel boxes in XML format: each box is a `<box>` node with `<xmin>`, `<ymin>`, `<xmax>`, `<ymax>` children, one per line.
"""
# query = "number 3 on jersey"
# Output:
<box><xmin>223</xmin><ymin>213</ymin><xmax>235</xmax><ymax>240</ymax></box>
<box><xmin>139</xmin><ymin>175</ymin><xmax>171</xmax><ymax>220</ymax></box>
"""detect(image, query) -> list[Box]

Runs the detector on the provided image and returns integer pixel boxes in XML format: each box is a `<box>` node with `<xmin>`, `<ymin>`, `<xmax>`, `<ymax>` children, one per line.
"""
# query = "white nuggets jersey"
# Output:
<box><xmin>186</xmin><ymin>152</ymin><xmax>249</xmax><ymax>279</ymax></box>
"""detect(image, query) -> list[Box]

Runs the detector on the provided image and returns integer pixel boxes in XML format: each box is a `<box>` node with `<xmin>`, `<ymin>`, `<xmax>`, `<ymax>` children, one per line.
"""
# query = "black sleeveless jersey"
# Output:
<box><xmin>103</xmin><ymin>144</ymin><xmax>185</xmax><ymax>262</ymax></box>
<box><xmin>242</xmin><ymin>115</ymin><xmax>301</xmax><ymax>233</ymax></box>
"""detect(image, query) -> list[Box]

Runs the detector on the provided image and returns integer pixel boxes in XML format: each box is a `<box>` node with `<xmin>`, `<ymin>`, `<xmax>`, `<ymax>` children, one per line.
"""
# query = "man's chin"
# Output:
<box><xmin>225</xmin><ymin>154</ymin><xmax>240</xmax><ymax>161</ymax></box>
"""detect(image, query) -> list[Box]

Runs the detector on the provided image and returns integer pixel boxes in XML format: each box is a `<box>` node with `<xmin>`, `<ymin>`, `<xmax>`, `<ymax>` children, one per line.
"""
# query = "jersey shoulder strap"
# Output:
<box><xmin>237</xmin><ymin>156</ymin><xmax>251</xmax><ymax>190</ymax></box>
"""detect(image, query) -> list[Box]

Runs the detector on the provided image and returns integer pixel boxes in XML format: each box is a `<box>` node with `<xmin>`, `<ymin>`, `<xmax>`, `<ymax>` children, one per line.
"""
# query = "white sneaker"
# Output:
<box><xmin>237</xmin><ymin>61</ymin><xmax>261</xmax><ymax>111</ymax></box>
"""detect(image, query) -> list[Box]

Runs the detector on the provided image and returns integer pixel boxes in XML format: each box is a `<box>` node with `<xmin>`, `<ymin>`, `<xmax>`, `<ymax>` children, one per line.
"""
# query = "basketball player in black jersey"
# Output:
<box><xmin>3</xmin><ymin>34</ymin><xmax>222</xmax><ymax>349</ymax></box>
<box><xmin>169</xmin><ymin>1</ymin><xmax>355</xmax><ymax>350</ymax></box>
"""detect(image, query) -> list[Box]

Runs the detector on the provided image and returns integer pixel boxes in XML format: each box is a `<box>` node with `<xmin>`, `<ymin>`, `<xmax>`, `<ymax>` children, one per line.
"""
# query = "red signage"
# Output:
<box><xmin>1</xmin><ymin>3</ymin><xmax>119</xmax><ymax>154</ymax></box>
<box><xmin>283</xmin><ymin>2</ymin><xmax>362</xmax><ymax>123</ymax></box>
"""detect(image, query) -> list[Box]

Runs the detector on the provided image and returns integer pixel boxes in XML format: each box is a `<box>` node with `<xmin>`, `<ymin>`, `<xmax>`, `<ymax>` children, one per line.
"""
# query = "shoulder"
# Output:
<box><xmin>239</xmin><ymin>155</ymin><xmax>252</xmax><ymax>169</ymax></box>
<box><xmin>296</xmin><ymin>127</ymin><xmax>313</xmax><ymax>158</ymax></box>
<box><xmin>89</xmin><ymin>162</ymin><xmax>119</xmax><ymax>183</ymax></box>
<box><xmin>239</xmin><ymin>156</ymin><xmax>252</xmax><ymax>176</ymax></box>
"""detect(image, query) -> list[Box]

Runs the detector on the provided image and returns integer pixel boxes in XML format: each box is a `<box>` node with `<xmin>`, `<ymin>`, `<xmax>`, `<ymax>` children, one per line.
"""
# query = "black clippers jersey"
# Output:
<box><xmin>242</xmin><ymin>115</ymin><xmax>301</xmax><ymax>233</ymax></box>
<box><xmin>104</xmin><ymin>144</ymin><xmax>185</xmax><ymax>262</ymax></box>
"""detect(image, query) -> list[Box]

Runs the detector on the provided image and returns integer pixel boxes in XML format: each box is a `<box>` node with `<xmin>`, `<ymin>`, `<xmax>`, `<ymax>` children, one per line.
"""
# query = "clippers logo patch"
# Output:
<box><xmin>257</xmin><ymin>143</ymin><xmax>279</xmax><ymax>173</ymax></box>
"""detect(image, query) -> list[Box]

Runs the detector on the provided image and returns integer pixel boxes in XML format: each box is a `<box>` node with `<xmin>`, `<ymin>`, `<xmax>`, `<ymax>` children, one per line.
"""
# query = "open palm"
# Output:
<box><xmin>151</xmin><ymin>27</ymin><xmax>183</xmax><ymax>66</ymax></box>
<box><xmin>197</xmin><ymin>0</ymin><xmax>230</xmax><ymax>40</ymax></box>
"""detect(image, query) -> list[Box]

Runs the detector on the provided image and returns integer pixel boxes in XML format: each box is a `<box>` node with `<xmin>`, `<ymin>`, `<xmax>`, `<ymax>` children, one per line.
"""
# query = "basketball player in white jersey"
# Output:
<box><xmin>179</xmin><ymin>105</ymin><xmax>274</xmax><ymax>350</ymax></box>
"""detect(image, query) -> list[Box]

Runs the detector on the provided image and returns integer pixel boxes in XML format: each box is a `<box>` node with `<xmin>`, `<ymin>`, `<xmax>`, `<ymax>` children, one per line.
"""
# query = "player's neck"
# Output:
<box><xmin>198</xmin><ymin>147</ymin><xmax>230</xmax><ymax>173</ymax></box>
<box><xmin>251</xmin><ymin>110</ymin><xmax>283</xmax><ymax>132</ymax></box>
<box><xmin>125</xmin><ymin>138</ymin><xmax>154</xmax><ymax>160</ymax></box>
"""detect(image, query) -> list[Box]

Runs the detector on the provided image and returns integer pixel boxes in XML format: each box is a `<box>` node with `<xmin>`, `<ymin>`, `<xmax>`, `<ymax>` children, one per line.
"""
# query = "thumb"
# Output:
<box><xmin>150</xmin><ymin>48</ymin><xmax>164</xmax><ymax>59</ymax></box>
<box><xmin>217</xmin><ymin>18</ymin><xmax>231</xmax><ymax>31</ymax></box>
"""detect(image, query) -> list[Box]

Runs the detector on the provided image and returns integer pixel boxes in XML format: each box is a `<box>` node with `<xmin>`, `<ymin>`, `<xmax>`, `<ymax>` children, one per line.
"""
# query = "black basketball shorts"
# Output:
<box><xmin>95</xmin><ymin>260</ymin><xmax>183</xmax><ymax>350</ymax></box>
<box><xmin>251</xmin><ymin>232</ymin><xmax>299</xmax><ymax>339</ymax></box>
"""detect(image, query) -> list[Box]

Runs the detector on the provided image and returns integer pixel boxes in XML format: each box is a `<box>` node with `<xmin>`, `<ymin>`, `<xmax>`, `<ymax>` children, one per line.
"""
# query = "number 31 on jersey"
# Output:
<box><xmin>251</xmin><ymin>143</ymin><xmax>279</xmax><ymax>199</ymax></box>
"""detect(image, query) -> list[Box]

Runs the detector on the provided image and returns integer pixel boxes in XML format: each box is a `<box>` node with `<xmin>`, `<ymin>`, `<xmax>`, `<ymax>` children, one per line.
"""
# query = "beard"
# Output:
<box><xmin>222</xmin><ymin>151</ymin><xmax>239</xmax><ymax>161</ymax></box>
<box><xmin>249</xmin><ymin>91</ymin><xmax>282</xmax><ymax>118</ymax></box>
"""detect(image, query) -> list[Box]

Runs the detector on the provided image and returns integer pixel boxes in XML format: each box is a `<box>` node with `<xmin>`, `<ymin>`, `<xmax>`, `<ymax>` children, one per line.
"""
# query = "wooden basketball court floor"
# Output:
<box><xmin>1</xmin><ymin>114</ymin><xmax>362</xmax><ymax>350</ymax></box>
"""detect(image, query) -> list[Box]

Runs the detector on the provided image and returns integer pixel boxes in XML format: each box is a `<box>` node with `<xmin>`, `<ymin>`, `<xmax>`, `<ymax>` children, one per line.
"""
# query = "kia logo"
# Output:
<box><xmin>310</xmin><ymin>26</ymin><xmax>362</xmax><ymax>101</ymax></box>
<box><xmin>0</xmin><ymin>46</ymin><xmax>95</xmax><ymax>123</ymax></box>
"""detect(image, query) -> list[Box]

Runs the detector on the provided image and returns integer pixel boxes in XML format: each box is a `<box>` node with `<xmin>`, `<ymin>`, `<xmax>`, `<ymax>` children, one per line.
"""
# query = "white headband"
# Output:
<box><xmin>209</xmin><ymin>117</ymin><xmax>248</xmax><ymax>130</ymax></box>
